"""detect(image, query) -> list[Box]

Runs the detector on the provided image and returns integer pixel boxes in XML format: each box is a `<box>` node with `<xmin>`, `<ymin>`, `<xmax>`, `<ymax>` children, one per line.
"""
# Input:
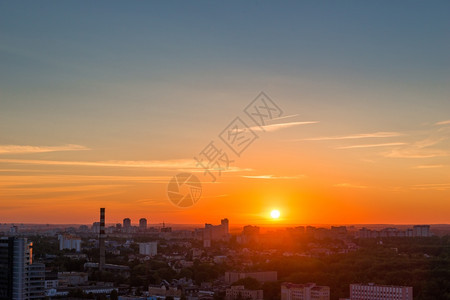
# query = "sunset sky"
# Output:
<box><xmin>1</xmin><ymin>1</ymin><xmax>449</xmax><ymax>225</ymax></box>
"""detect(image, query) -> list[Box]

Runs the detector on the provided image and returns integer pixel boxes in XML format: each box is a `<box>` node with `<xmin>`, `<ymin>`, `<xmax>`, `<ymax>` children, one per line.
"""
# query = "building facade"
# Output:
<box><xmin>281</xmin><ymin>282</ymin><xmax>330</xmax><ymax>300</ymax></box>
<box><xmin>0</xmin><ymin>237</ymin><xmax>45</xmax><ymax>300</ymax></box>
<box><xmin>58</xmin><ymin>235</ymin><xmax>81</xmax><ymax>252</ymax></box>
<box><xmin>349</xmin><ymin>283</ymin><xmax>412</xmax><ymax>300</ymax></box>
<box><xmin>226</xmin><ymin>285</ymin><xmax>263</xmax><ymax>300</ymax></box>
<box><xmin>224</xmin><ymin>271</ymin><xmax>277</xmax><ymax>284</ymax></box>
<box><xmin>138</xmin><ymin>242</ymin><xmax>158</xmax><ymax>256</ymax></box>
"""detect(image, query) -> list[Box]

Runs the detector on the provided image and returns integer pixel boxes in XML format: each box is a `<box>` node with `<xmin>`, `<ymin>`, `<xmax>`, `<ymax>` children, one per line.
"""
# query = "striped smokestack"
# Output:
<box><xmin>99</xmin><ymin>207</ymin><xmax>105</xmax><ymax>271</ymax></box>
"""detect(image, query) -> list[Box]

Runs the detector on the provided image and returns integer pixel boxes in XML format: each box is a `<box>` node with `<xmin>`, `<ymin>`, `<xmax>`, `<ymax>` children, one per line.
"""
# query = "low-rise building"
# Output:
<box><xmin>139</xmin><ymin>242</ymin><xmax>158</xmax><ymax>256</ymax></box>
<box><xmin>226</xmin><ymin>285</ymin><xmax>263</xmax><ymax>300</ymax></box>
<box><xmin>58</xmin><ymin>234</ymin><xmax>81</xmax><ymax>252</ymax></box>
<box><xmin>281</xmin><ymin>282</ymin><xmax>330</xmax><ymax>300</ymax></box>
<box><xmin>224</xmin><ymin>271</ymin><xmax>277</xmax><ymax>284</ymax></box>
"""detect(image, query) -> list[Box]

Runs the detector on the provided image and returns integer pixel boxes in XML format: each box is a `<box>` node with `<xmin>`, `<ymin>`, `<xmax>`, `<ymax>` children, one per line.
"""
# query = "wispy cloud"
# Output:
<box><xmin>336</xmin><ymin>142</ymin><xmax>406</xmax><ymax>149</ymax></box>
<box><xmin>242</xmin><ymin>174</ymin><xmax>304</xmax><ymax>179</ymax></box>
<box><xmin>270</xmin><ymin>114</ymin><xmax>300</xmax><ymax>121</ymax></box>
<box><xmin>250</xmin><ymin>121</ymin><xmax>319</xmax><ymax>132</ymax></box>
<box><xmin>412</xmin><ymin>165</ymin><xmax>444</xmax><ymax>169</ymax></box>
<box><xmin>191</xmin><ymin>166</ymin><xmax>252</xmax><ymax>173</ymax></box>
<box><xmin>435</xmin><ymin>120</ymin><xmax>450</xmax><ymax>126</ymax></box>
<box><xmin>0</xmin><ymin>158</ymin><xmax>194</xmax><ymax>169</ymax></box>
<box><xmin>0</xmin><ymin>144</ymin><xmax>89</xmax><ymax>154</ymax></box>
<box><xmin>305</xmin><ymin>131</ymin><xmax>402</xmax><ymax>141</ymax></box>
<box><xmin>383</xmin><ymin>135</ymin><xmax>450</xmax><ymax>158</ymax></box>
<box><xmin>0</xmin><ymin>184</ymin><xmax>131</xmax><ymax>196</ymax></box>
<box><xmin>411</xmin><ymin>183</ymin><xmax>450</xmax><ymax>191</ymax></box>
<box><xmin>0</xmin><ymin>175</ymin><xmax>170</xmax><ymax>187</ymax></box>
<box><xmin>385</xmin><ymin>149</ymin><xmax>450</xmax><ymax>158</ymax></box>
<box><xmin>334</xmin><ymin>183</ymin><xmax>369</xmax><ymax>189</ymax></box>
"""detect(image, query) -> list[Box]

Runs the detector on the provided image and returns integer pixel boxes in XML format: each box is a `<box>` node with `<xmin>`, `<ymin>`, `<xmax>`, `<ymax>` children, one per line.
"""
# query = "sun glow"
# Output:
<box><xmin>270</xmin><ymin>209</ymin><xmax>281</xmax><ymax>219</ymax></box>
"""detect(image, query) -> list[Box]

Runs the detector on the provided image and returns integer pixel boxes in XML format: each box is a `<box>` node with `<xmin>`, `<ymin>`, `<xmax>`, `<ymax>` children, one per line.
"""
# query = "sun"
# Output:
<box><xmin>270</xmin><ymin>209</ymin><xmax>281</xmax><ymax>219</ymax></box>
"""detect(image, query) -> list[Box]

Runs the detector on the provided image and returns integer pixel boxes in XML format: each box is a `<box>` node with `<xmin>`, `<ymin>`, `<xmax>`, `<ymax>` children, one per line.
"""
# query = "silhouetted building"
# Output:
<box><xmin>413</xmin><ymin>225</ymin><xmax>430</xmax><ymax>237</ymax></box>
<box><xmin>123</xmin><ymin>218</ymin><xmax>131</xmax><ymax>232</ymax></box>
<box><xmin>139</xmin><ymin>218</ymin><xmax>147</xmax><ymax>231</ymax></box>
<box><xmin>204</xmin><ymin>218</ymin><xmax>229</xmax><ymax>243</ymax></box>
<box><xmin>237</xmin><ymin>225</ymin><xmax>260</xmax><ymax>244</ymax></box>
<box><xmin>160</xmin><ymin>227</ymin><xmax>172</xmax><ymax>233</ymax></box>
<box><xmin>92</xmin><ymin>222</ymin><xmax>100</xmax><ymax>234</ymax></box>
<box><xmin>358</xmin><ymin>225</ymin><xmax>431</xmax><ymax>239</ymax></box>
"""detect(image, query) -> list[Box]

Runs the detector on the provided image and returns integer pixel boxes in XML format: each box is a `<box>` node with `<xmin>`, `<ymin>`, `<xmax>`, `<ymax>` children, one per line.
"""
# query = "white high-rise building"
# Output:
<box><xmin>349</xmin><ymin>283</ymin><xmax>412</xmax><ymax>300</ymax></box>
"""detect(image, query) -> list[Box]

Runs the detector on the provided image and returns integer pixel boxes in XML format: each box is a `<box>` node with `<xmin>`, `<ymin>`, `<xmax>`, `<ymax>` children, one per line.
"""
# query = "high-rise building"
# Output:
<box><xmin>27</xmin><ymin>263</ymin><xmax>45</xmax><ymax>300</ymax></box>
<box><xmin>92</xmin><ymin>222</ymin><xmax>100</xmax><ymax>234</ymax></box>
<box><xmin>349</xmin><ymin>283</ymin><xmax>412</xmax><ymax>300</ymax></box>
<box><xmin>139</xmin><ymin>218</ymin><xmax>147</xmax><ymax>231</ymax></box>
<box><xmin>204</xmin><ymin>218</ymin><xmax>229</xmax><ymax>242</ymax></box>
<box><xmin>123</xmin><ymin>218</ymin><xmax>131</xmax><ymax>229</ymax></box>
<box><xmin>281</xmin><ymin>282</ymin><xmax>330</xmax><ymax>300</ymax></box>
<box><xmin>0</xmin><ymin>237</ymin><xmax>45</xmax><ymax>300</ymax></box>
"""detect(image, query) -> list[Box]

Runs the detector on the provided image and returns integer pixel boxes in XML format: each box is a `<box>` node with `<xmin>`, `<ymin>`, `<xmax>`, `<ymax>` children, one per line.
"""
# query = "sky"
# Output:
<box><xmin>1</xmin><ymin>1</ymin><xmax>449</xmax><ymax>226</ymax></box>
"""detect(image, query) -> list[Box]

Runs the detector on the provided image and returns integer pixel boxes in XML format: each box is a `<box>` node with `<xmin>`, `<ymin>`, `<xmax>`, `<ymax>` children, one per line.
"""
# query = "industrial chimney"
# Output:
<box><xmin>99</xmin><ymin>208</ymin><xmax>105</xmax><ymax>271</ymax></box>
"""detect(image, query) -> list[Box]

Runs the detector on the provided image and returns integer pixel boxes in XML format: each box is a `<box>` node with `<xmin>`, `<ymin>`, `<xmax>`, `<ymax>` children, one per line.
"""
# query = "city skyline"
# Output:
<box><xmin>1</xmin><ymin>1</ymin><xmax>450</xmax><ymax>225</ymax></box>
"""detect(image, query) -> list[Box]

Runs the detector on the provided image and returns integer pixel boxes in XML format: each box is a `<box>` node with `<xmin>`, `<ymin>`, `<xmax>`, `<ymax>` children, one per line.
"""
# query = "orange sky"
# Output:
<box><xmin>1</xmin><ymin>115</ymin><xmax>449</xmax><ymax>225</ymax></box>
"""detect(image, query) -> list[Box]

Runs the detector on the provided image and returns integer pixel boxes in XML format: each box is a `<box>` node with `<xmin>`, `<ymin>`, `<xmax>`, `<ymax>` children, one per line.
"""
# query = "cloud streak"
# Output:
<box><xmin>250</xmin><ymin>121</ymin><xmax>319</xmax><ymax>132</ymax></box>
<box><xmin>305</xmin><ymin>131</ymin><xmax>402</xmax><ymax>141</ymax></box>
<box><xmin>0</xmin><ymin>158</ymin><xmax>194</xmax><ymax>169</ymax></box>
<box><xmin>384</xmin><ymin>149</ymin><xmax>450</xmax><ymax>158</ymax></box>
<box><xmin>242</xmin><ymin>174</ymin><xmax>304</xmax><ymax>179</ymax></box>
<box><xmin>411</xmin><ymin>183</ymin><xmax>450</xmax><ymax>191</ymax></box>
<box><xmin>435</xmin><ymin>120</ymin><xmax>450</xmax><ymax>126</ymax></box>
<box><xmin>334</xmin><ymin>183</ymin><xmax>369</xmax><ymax>189</ymax></box>
<box><xmin>412</xmin><ymin>165</ymin><xmax>444</xmax><ymax>169</ymax></box>
<box><xmin>0</xmin><ymin>144</ymin><xmax>89</xmax><ymax>154</ymax></box>
<box><xmin>336</xmin><ymin>142</ymin><xmax>406</xmax><ymax>149</ymax></box>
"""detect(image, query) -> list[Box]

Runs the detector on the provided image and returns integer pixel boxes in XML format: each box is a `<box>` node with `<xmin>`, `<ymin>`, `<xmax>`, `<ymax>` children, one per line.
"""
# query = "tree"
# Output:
<box><xmin>110</xmin><ymin>290</ymin><xmax>118</xmax><ymax>300</ymax></box>
<box><xmin>231</xmin><ymin>277</ymin><xmax>261</xmax><ymax>290</ymax></box>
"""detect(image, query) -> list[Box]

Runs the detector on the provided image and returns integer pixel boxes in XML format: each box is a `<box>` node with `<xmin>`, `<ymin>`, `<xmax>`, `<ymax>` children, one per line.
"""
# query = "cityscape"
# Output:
<box><xmin>1</xmin><ymin>1</ymin><xmax>450</xmax><ymax>300</ymax></box>
<box><xmin>1</xmin><ymin>207</ymin><xmax>448</xmax><ymax>299</ymax></box>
